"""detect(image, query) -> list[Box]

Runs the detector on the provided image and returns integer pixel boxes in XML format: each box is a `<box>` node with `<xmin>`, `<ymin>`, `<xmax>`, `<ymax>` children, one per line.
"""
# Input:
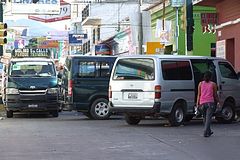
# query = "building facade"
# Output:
<box><xmin>194</xmin><ymin>0</ymin><xmax>240</xmax><ymax>71</ymax></box>
<box><xmin>146</xmin><ymin>0</ymin><xmax>216</xmax><ymax>56</ymax></box>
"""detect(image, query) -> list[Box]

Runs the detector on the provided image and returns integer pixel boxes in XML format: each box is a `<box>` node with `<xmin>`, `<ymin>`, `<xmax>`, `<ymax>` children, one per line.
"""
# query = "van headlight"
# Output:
<box><xmin>6</xmin><ymin>88</ymin><xmax>19</xmax><ymax>95</ymax></box>
<box><xmin>47</xmin><ymin>88</ymin><xmax>58</xmax><ymax>94</ymax></box>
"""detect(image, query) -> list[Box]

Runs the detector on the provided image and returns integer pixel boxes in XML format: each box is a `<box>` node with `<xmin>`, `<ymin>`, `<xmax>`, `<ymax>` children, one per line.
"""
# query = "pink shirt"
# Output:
<box><xmin>200</xmin><ymin>81</ymin><xmax>215</xmax><ymax>105</ymax></box>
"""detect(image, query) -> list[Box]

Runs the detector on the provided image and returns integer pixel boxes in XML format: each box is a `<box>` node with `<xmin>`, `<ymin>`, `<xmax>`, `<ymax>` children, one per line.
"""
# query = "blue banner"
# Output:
<box><xmin>68</xmin><ymin>34</ymin><xmax>87</xmax><ymax>45</ymax></box>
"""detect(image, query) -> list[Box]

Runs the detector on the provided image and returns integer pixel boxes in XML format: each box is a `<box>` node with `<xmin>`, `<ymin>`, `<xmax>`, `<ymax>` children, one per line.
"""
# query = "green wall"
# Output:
<box><xmin>151</xmin><ymin>5</ymin><xmax>216</xmax><ymax>56</ymax></box>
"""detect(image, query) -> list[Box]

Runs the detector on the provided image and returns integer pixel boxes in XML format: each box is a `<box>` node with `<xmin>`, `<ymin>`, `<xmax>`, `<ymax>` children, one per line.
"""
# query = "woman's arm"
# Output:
<box><xmin>196</xmin><ymin>82</ymin><xmax>201</xmax><ymax>107</ymax></box>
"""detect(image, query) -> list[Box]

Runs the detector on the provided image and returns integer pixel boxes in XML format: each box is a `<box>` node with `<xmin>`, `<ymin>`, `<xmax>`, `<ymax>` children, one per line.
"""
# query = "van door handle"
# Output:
<box><xmin>221</xmin><ymin>81</ymin><xmax>225</xmax><ymax>84</ymax></box>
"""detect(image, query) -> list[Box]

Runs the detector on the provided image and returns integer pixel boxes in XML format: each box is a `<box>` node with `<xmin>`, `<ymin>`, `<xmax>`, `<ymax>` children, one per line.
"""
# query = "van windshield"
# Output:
<box><xmin>10</xmin><ymin>61</ymin><xmax>56</xmax><ymax>77</ymax></box>
<box><xmin>113</xmin><ymin>58</ymin><xmax>154</xmax><ymax>80</ymax></box>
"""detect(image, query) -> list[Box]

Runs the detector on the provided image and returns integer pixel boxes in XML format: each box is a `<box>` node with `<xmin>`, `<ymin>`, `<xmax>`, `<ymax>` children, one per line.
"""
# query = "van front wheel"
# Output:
<box><xmin>125</xmin><ymin>114</ymin><xmax>141</xmax><ymax>125</ymax></box>
<box><xmin>168</xmin><ymin>103</ymin><xmax>185</xmax><ymax>126</ymax></box>
<box><xmin>216</xmin><ymin>102</ymin><xmax>235</xmax><ymax>124</ymax></box>
<box><xmin>90</xmin><ymin>98</ymin><xmax>111</xmax><ymax>120</ymax></box>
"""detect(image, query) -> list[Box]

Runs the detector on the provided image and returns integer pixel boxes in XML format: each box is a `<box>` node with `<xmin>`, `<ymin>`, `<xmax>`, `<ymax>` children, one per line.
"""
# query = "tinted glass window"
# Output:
<box><xmin>113</xmin><ymin>58</ymin><xmax>154</xmax><ymax>80</ymax></box>
<box><xmin>78</xmin><ymin>61</ymin><xmax>96</xmax><ymax>77</ymax></box>
<box><xmin>219</xmin><ymin>62</ymin><xmax>237</xmax><ymax>79</ymax></box>
<box><xmin>78</xmin><ymin>61</ymin><xmax>111</xmax><ymax>78</ymax></box>
<box><xmin>191</xmin><ymin>60</ymin><xmax>217</xmax><ymax>83</ymax></box>
<box><xmin>162</xmin><ymin>61</ymin><xmax>192</xmax><ymax>80</ymax></box>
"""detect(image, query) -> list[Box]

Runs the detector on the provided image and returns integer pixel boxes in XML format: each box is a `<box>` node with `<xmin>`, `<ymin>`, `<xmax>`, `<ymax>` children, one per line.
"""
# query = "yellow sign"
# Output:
<box><xmin>146</xmin><ymin>42</ymin><xmax>164</xmax><ymax>54</ymax></box>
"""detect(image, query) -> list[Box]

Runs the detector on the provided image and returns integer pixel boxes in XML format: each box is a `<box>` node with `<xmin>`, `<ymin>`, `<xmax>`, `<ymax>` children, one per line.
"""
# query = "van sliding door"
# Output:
<box><xmin>190</xmin><ymin>59</ymin><xmax>217</xmax><ymax>103</ymax></box>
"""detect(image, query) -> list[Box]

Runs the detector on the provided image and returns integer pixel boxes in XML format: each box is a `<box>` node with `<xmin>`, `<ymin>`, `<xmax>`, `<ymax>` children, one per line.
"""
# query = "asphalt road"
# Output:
<box><xmin>0</xmin><ymin>112</ymin><xmax>240</xmax><ymax>160</ymax></box>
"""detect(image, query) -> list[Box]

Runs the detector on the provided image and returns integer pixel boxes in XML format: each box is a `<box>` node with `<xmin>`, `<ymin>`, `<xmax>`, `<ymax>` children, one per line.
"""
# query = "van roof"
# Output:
<box><xmin>66</xmin><ymin>55</ymin><xmax>116</xmax><ymax>59</ymax></box>
<box><xmin>10</xmin><ymin>58</ymin><xmax>54</xmax><ymax>63</ymax></box>
<box><xmin>116</xmin><ymin>55</ymin><xmax>225</xmax><ymax>60</ymax></box>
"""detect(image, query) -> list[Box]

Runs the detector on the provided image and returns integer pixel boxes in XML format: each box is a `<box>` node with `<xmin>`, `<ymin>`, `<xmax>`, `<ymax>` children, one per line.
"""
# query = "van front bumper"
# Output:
<box><xmin>5</xmin><ymin>94</ymin><xmax>59</xmax><ymax>112</ymax></box>
<box><xmin>109</xmin><ymin>101</ymin><xmax>161</xmax><ymax>114</ymax></box>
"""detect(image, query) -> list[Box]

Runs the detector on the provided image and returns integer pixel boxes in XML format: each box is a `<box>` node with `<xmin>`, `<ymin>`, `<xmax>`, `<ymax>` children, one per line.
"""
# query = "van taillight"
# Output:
<box><xmin>108</xmin><ymin>85</ymin><xmax>112</xmax><ymax>99</ymax></box>
<box><xmin>68</xmin><ymin>80</ymin><xmax>73</xmax><ymax>96</ymax></box>
<box><xmin>155</xmin><ymin>85</ymin><xmax>161</xmax><ymax>99</ymax></box>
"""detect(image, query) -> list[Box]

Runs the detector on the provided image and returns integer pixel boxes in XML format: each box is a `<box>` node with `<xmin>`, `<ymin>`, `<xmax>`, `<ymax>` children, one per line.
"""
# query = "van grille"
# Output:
<box><xmin>19</xmin><ymin>90</ymin><xmax>47</xmax><ymax>95</ymax></box>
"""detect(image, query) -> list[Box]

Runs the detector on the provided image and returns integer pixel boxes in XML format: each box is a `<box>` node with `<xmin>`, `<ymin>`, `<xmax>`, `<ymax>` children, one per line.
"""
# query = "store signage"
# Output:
<box><xmin>216</xmin><ymin>40</ymin><xmax>226</xmax><ymax>59</ymax></box>
<box><xmin>38</xmin><ymin>40</ymin><xmax>59</xmax><ymax>48</ymax></box>
<box><xmin>95</xmin><ymin>44</ymin><xmax>111</xmax><ymax>55</ymax></box>
<box><xmin>11</xmin><ymin>0</ymin><xmax>60</xmax><ymax>15</ymax></box>
<box><xmin>28</xmin><ymin>1</ymin><xmax>70</xmax><ymax>22</ymax></box>
<box><xmin>201</xmin><ymin>13</ymin><xmax>218</xmax><ymax>34</ymax></box>
<box><xmin>12</xmin><ymin>48</ymin><xmax>51</xmax><ymax>58</ymax></box>
<box><xmin>68</xmin><ymin>34</ymin><xmax>87</xmax><ymax>45</ymax></box>
<box><xmin>171</xmin><ymin>0</ymin><xmax>185</xmax><ymax>7</ymax></box>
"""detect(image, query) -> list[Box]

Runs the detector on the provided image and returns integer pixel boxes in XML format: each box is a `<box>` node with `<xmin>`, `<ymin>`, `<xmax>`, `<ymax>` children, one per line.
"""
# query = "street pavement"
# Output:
<box><xmin>0</xmin><ymin>111</ymin><xmax>240</xmax><ymax>160</ymax></box>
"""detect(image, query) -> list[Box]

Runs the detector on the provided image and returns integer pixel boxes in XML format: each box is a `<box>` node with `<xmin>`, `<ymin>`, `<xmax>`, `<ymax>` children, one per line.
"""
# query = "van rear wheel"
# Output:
<box><xmin>125</xmin><ymin>114</ymin><xmax>141</xmax><ymax>125</ymax></box>
<box><xmin>90</xmin><ymin>98</ymin><xmax>111</xmax><ymax>120</ymax></box>
<box><xmin>168</xmin><ymin>103</ymin><xmax>185</xmax><ymax>126</ymax></box>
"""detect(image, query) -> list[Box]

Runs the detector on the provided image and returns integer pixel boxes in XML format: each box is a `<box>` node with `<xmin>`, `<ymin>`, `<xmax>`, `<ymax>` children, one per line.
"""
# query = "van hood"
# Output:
<box><xmin>7</xmin><ymin>77</ymin><xmax>58</xmax><ymax>89</ymax></box>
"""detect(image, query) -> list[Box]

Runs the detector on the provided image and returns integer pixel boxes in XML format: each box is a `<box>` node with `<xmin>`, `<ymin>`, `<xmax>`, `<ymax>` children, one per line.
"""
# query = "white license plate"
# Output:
<box><xmin>128</xmin><ymin>93</ymin><xmax>138</xmax><ymax>99</ymax></box>
<box><xmin>28</xmin><ymin>104</ymin><xmax>38</xmax><ymax>108</ymax></box>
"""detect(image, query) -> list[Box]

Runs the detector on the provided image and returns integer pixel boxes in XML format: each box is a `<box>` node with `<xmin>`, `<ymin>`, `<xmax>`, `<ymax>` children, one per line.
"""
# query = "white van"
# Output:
<box><xmin>109</xmin><ymin>55</ymin><xmax>240</xmax><ymax>126</ymax></box>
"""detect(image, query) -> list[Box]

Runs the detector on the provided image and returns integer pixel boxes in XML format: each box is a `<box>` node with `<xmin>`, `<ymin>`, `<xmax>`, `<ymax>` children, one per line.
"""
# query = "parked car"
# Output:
<box><xmin>109</xmin><ymin>55</ymin><xmax>240</xmax><ymax>126</ymax></box>
<box><xmin>60</xmin><ymin>55</ymin><xmax>116</xmax><ymax>119</ymax></box>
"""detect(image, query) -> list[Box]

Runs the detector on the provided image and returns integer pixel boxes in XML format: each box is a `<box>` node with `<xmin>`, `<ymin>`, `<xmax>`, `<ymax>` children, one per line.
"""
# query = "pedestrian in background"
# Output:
<box><xmin>196</xmin><ymin>71</ymin><xmax>220</xmax><ymax>137</ymax></box>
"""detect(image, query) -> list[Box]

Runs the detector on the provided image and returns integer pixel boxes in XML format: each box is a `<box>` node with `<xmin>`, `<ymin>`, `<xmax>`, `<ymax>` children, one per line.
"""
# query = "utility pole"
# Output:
<box><xmin>138</xmin><ymin>0</ymin><xmax>143</xmax><ymax>54</ymax></box>
<box><xmin>0</xmin><ymin>3</ymin><xmax>3</xmax><ymax>56</ymax></box>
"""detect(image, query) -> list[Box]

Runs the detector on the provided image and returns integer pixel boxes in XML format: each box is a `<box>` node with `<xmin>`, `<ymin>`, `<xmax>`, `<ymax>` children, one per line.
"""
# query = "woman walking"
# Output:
<box><xmin>196</xmin><ymin>71</ymin><xmax>219</xmax><ymax>137</ymax></box>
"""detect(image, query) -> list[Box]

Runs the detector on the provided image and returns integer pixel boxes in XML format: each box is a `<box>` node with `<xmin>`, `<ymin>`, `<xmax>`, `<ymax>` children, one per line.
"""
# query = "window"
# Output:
<box><xmin>219</xmin><ymin>62</ymin><xmax>237</xmax><ymax>79</ymax></box>
<box><xmin>93</xmin><ymin>29</ymin><xmax>96</xmax><ymax>44</ymax></box>
<box><xmin>10</xmin><ymin>61</ymin><xmax>55</xmax><ymax>77</ymax></box>
<box><xmin>78</xmin><ymin>61</ymin><xmax>111</xmax><ymax>78</ymax></box>
<box><xmin>191</xmin><ymin>60</ymin><xmax>217</xmax><ymax>83</ymax></box>
<box><xmin>162</xmin><ymin>61</ymin><xmax>192</xmax><ymax>80</ymax></box>
<box><xmin>78</xmin><ymin>61</ymin><xmax>96</xmax><ymax>77</ymax></box>
<box><xmin>113</xmin><ymin>58</ymin><xmax>154</xmax><ymax>80</ymax></box>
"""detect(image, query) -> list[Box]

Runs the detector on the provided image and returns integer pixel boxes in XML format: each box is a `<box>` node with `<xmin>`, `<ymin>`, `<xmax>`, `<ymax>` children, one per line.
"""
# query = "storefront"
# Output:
<box><xmin>194</xmin><ymin>0</ymin><xmax>240</xmax><ymax>71</ymax></box>
<box><xmin>146</xmin><ymin>1</ymin><xmax>216</xmax><ymax>56</ymax></box>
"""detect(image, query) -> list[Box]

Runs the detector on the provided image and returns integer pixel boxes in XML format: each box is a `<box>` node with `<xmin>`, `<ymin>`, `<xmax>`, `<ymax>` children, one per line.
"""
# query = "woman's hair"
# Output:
<box><xmin>203</xmin><ymin>71</ymin><xmax>212</xmax><ymax>82</ymax></box>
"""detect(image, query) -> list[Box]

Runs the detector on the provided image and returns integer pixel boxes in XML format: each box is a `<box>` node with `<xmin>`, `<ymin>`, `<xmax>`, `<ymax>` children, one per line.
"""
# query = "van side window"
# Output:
<box><xmin>78</xmin><ymin>61</ymin><xmax>96</xmax><ymax>77</ymax></box>
<box><xmin>78</xmin><ymin>61</ymin><xmax>111</xmax><ymax>78</ymax></box>
<box><xmin>219</xmin><ymin>62</ymin><xmax>238</xmax><ymax>79</ymax></box>
<box><xmin>96</xmin><ymin>62</ymin><xmax>111</xmax><ymax>77</ymax></box>
<box><xmin>162</xmin><ymin>61</ymin><xmax>192</xmax><ymax>80</ymax></box>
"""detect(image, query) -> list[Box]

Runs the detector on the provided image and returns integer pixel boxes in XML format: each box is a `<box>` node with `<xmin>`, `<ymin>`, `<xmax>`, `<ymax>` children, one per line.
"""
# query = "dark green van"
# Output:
<box><xmin>59</xmin><ymin>55</ymin><xmax>116</xmax><ymax>119</ymax></box>
<box><xmin>3</xmin><ymin>49</ymin><xmax>60</xmax><ymax>118</ymax></box>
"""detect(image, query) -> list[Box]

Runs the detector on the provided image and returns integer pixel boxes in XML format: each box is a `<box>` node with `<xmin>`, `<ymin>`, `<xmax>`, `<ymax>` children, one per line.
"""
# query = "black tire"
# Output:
<box><xmin>51</xmin><ymin>111</ymin><xmax>59</xmax><ymax>117</ymax></box>
<box><xmin>6</xmin><ymin>110</ymin><xmax>13</xmax><ymax>118</ymax></box>
<box><xmin>83</xmin><ymin>112</ymin><xmax>93</xmax><ymax>119</ymax></box>
<box><xmin>216</xmin><ymin>101</ymin><xmax>235</xmax><ymax>124</ymax></box>
<box><xmin>125</xmin><ymin>114</ymin><xmax>141</xmax><ymax>125</ymax></box>
<box><xmin>184</xmin><ymin>115</ymin><xmax>194</xmax><ymax>122</ymax></box>
<box><xmin>90</xmin><ymin>98</ymin><xmax>111</xmax><ymax>120</ymax></box>
<box><xmin>168</xmin><ymin>103</ymin><xmax>185</xmax><ymax>126</ymax></box>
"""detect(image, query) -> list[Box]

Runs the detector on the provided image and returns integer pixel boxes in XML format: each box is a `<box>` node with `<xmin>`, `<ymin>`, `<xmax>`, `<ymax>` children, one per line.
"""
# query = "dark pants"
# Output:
<box><xmin>199</xmin><ymin>102</ymin><xmax>216</xmax><ymax>135</ymax></box>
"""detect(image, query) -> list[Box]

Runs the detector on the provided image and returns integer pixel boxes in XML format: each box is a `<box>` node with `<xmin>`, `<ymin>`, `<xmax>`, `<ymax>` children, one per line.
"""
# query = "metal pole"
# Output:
<box><xmin>175</xmin><ymin>7</ymin><xmax>179</xmax><ymax>54</ymax></box>
<box><xmin>138</xmin><ymin>0</ymin><xmax>143</xmax><ymax>54</ymax></box>
<box><xmin>0</xmin><ymin>3</ymin><xmax>3</xmax><ymax>57</ymax></box>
